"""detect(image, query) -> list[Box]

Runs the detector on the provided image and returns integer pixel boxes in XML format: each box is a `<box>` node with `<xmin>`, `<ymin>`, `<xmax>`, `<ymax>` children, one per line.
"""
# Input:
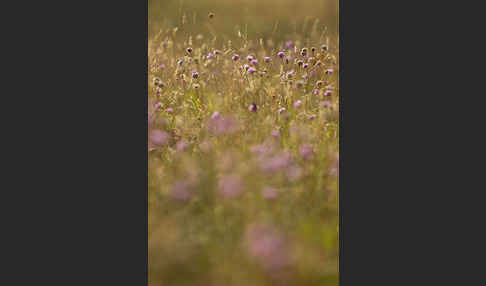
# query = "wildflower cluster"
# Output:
<box><xmin>148</xmin><ymin>17</ymin><xmax>339</xmax><ymax>286</ymax></box>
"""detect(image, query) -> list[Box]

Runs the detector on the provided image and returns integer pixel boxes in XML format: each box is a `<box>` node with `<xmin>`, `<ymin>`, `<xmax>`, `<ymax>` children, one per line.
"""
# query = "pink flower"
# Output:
<box><xmin>211</xmin><ymin>111</ymin><xmax>221</xmax><ymax>120</ymax></box>
<box><xmin>170</xmin><ymin>181</ymin><xmax>191</xmax><ymax>201</ymax></box>
<box><xmin>320</xmin><ymin>101</ymin><xmax>332</xmax><ymax>108</ymax></box>
<box><xmin>208</xmin><ymin>114</ymin><xmax>240</xmax><ymax>135</ymax></box>
<box><xmin>150</xmin><ymin>130</ymin><xmax>169</xmax><ymax>146</ymax></box>
<box><xmin>245</xmin><ymin>223</ymin><xmax>291</xmax><ymax>272</ymax></box>
<box><xmin>299</xmin><ymin>144</ymin><xmax>313</xmax><ymax>160</ymax></box>
<box><xmin>219</xmin><ymin>174</ymin><xmax>244</xmax><ymax>198</ymax></box>
<box><xmin>262</xmin><ymin>187</ymin><xmax>278</xmax><ymax>200</ymax></box>
<box><xmin>261</xmin><ymin>151</ymin><xmax>292</xmax><ymax>173</ymax></box>
<box><xmin>293</xmin><ymin>100</ymin><xmax>302</xmax><ymax>108</ymax></box>
<box><xmin>176</xmin><ymin>140</ymin><xmax>188</xmax><ymax>152</ymax></box>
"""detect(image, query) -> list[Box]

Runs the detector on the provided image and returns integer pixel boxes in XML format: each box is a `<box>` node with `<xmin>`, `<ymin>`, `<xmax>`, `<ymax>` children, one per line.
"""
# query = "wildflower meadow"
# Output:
<box><xmin>149</xmin><ymin>0</ymin><xmax>339</xmax><ymax>285</ymax></box>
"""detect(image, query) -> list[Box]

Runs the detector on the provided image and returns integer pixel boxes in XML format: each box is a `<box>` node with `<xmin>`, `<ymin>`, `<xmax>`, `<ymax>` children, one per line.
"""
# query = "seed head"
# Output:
<box><xmin>208</xmin><ymin>12</ymin><xmax>215</xmax><ymax>19</ymax></box>
<box><xmin>300</xmin><ymin>48</ymin><xmax>308</xmax><ymax>56</ymax></box>
<box><xmin>186</xmin><ymin>47</ymin><xmax>193</xmax><ymax>54</ymax></box>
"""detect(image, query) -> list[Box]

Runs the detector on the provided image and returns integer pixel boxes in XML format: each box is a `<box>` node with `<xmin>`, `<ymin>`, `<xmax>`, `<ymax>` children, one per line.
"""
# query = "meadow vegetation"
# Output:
<box><xmin>149</xmin><ymin>1</ymin><xmax>338</xmax><ymax>285</ymax></box>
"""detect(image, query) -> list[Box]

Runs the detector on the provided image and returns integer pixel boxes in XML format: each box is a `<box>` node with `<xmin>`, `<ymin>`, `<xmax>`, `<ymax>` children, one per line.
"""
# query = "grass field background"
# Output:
<box><xmin>149</xmin><ymin>0</ymin><xmax>339</xmax><ymax>285</ymax></box>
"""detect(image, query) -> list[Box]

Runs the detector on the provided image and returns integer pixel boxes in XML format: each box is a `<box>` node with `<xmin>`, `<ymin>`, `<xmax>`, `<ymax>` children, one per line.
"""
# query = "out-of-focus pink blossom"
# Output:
<box><xmin>150</xmin><ymin>130</ymin><xmax>170</xmax><ymax>146</ymax></box>
<box><xmin>261</xmin><ymin>151</ymin><xmax>292</xmax><ymax>173</ymax></box>
<box><xmin>219</xmin><ymin>174</ymin><xmax>244</xmax><ymax>198</ymax></box>
<box><xmin>176</xmin><ymin>140</ymin><xmax>188</xmax><ymax>152</ymax></box>
<box><xmin>262</xmin><ymin>187</ymin><xmax>278</xmax><ymax>200</ymax></box>
<box><xmin>245</xmin><ymin>223</ymin><xmax>291</xmax><ymax>272</ymax></box>
<box><xmin>170</xmin><ymin>180</ymin><xmax>192</xmax><ymax>201</ymax></box>
<box><xmin>299</xmin><ymin>144</ymin><xmax>313</xmax><ymax>160</ymax></box>
<box><xmin>208</xmin><ymin>114</ymin><xmax>240</xmax><ymax>135</ymax></box>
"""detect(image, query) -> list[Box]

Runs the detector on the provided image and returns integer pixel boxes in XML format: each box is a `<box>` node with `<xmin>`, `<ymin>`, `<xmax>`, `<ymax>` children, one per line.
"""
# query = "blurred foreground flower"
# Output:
<box><xmin>150</xmin><ymin>130</ymin><xmax>169</xmax><ymax>146</ymax></box>
<box><xmin>299</xmin><ymin>144</ymin><xmax>313</xmax><ymax>160</ymax></box>
<box><xmin>170</xmin><ymin>180</ymin><xmax>192</xmax><ymax>201</ymax></box>
<box><xmin>208</xmin><ymin>114</ymin><xmax>240</xmax><ymax>135</ymax></box>
<box><xmin>218</xmin><ymin>174</ymin><xmax>244</xmax><ymax>198</ymax></box>
<box><xmin>245</xmin><ymin>223</ymin><xmax>292</xmax><ymax>273</ymax></box>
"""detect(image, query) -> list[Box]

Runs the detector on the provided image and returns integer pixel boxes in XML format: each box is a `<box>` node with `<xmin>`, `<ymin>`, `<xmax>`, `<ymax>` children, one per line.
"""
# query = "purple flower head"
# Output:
<box><xmin>208</xmin><ymin>114</ymin><xmax>240</xmax><ymax>135</ymax></box>
<box><xmin>277</xmin><ymin>51</ymin><xmax>285</xmax><ymax>58</ymax></box>
<box><xmin>154</xmin><ymin>102</ymin><xmax>162</xmax><ymax>110</ymax></box>
<box><xmin>278</xmin><ymin>107</ymin><xmax>286</xmax><ymax>114</ymax></box>
<box><xmin>247</xmin><ymin>67</ymin><xmax>257</xmax><ymax>74</ymax></box>
<box><xmin>206</xmin><ymin>52</ymin><xmax>214</xmax><ymax>60</ymax></box>
<box><xmin>293</xmin><ymin>100</ymin><xmax>302</xmax><ymax>108</ymax></box>
<box><xmin>170</xmin><ymin>180</ymin><xmax>191</xmax><ymax>201</ymax></box>
<box><xmin>271</xmin><ymin>130</ymin><xmax>280</xmax><ymax>137</ymax></box>
<box><xmin>261</xmin><ymin>151</ymin><xmax>292</xmax><ymax>173</ymax></box>
<box><xmin>176</xmin><ymin>140</ymin><xmax>188</xmax><ymax>152</ymax></box>
<box><xmin>299</xmin><ymin>144</ymin><xmax>313</xmax><ymax>160</ymax></box>
<box><xmin>243</xmin><ymin>64</ymin><xmax>250</xmax><ymax>71</ymax></box>
<box><xmin>150</xmin><ymin>130</ymin><xmax>170</xmax><ymax>146</ymax></box>
<box><xmin>307</xmin><ymin>114</ymin><xmax>317</xmax><ymax>120</ymax></box>
<box><xmin>262</xmin><ymin>187</ymin><xmax>278</xmax><ymax>200</ymax></box>
<box><xmin>157</xmin><ymin>64</ymin><xmax>166</xmax><ymax>71</ymax></box>
<box><xmin>320</xmin><ymin>101</ymin><xmax>332</xmax><ymax>108</ymax></box>
<box><xmin>247</xmin><ymin>55</ymin><xmax>254</xmax><ymax>61</ymax></box>
<box><xmin>313</xmin><ymin>89</ymin><xmax>320</xmax><ymax>95</ymax></box>
<box><xmin>211</xmin><ymin>111</ymin><xmax>221</xmax><ymax>120</ymax></box>
<box><xmin>264</xmin><ymin>56</ymin><xmax>271</xmax><ymax>63</ymax></box>
<box><xmin>245</xmin><ymin>223</ymin><xmax>291</xmax><ymax>272</ymax></box>
<box><xmin>248</xmin><ymin>103</ymin><xmax>259</xmax><ymax>112</ymax></box>
<box><xmin>303</xmin><ymin>63</ymin><xmax>309</xmax><ymax>69</ymax></box>
<box><xmin>166</xmin><ymin>107</ymin><xmax>173</xmax><ymax>114</ymax></box>
<box><xmin>287</xmin><ymin>165</ymin><xmax>303</xmax><ymax>181</ymax></box>
<box><xmin>219</xmin><ymin>174</ymin><xmax>244</xmax><ymax>198</ymax></box>
<box><xmin>258</xmin><ymin>71</ymin><xmax>266</xmax><ymax>77</ymax></box>
<box><xmin>251</xmin><ymin>59</ymin><xmax>258</xmax><ymax>66</ymax></box>
<box><xmin>162</xmin><ymin>41</ymin><xmax>168</xmax><ymax>48</ymax></box>
<box><xmin>232</xmin><ymin>54</ymin><xmax>240</xmax><ymax>61</ymax></box>
<box><xmin>286</xmin><ymin>69</ymin><xmax>295</xmax><ymax>79</ymax></box>
<box><xmin>324</xmin><ymin>90</ymin><xmax>332</xmax><ymax>96</ymax></box>
<box><xmin>285</xmin><ymin>40</ymin><xmax>294</xmax><ymax>48</ymax></box>
<box><xmin>326</xmin><ymin>68</ymin><xmax>334</xmax><ymax>74</ymax></box>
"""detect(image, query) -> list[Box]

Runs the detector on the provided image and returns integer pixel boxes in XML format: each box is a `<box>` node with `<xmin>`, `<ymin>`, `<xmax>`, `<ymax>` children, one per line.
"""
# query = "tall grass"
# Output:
<box><xmin>149</xmin><ymin>1</ymin><xmax>338</xmax><ymax>285</ymax></box>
